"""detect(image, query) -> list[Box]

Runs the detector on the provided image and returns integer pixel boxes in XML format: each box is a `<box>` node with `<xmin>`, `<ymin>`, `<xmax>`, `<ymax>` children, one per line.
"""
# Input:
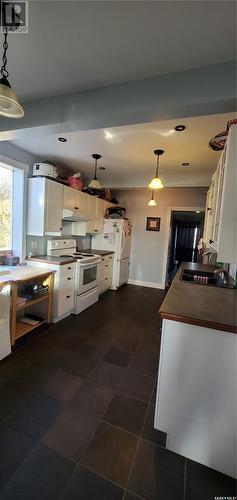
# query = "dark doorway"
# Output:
<box><xmin>167</xmin><ymin>210</ymin><xmax>205</xmax><ymax>284</ymax></box>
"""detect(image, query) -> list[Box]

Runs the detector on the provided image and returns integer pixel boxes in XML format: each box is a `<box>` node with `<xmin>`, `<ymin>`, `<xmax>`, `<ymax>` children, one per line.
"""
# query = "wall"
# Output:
<box><xmin>26</xmin><ymin>234</ymin><xmax>91</xmax><ymax>257</ymax></box>
<box><xmin>115</xmin><ymin>187</ymin><xmax>207</xmax><ymax>288</ymax></box>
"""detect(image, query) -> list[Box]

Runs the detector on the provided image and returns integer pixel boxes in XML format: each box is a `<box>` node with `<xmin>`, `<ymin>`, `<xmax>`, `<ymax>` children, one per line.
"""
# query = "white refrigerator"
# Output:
<box><xmin>92</xmin><ymin>218</ymin><xmax>132</xmax><ymax>290</ymax></box>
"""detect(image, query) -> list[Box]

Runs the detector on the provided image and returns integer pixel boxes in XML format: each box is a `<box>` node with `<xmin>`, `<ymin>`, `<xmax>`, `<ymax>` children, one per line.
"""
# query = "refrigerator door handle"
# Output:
<box><xmin>121</xmin><ymin>230</ymin><xmax>125</xmax><ymax>255</ymax></box>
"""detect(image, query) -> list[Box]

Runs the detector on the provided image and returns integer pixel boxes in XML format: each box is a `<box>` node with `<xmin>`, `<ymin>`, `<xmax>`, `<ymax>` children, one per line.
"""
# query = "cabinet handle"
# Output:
<box><xmin>105</xmin><ymin>265</ymin><xmax>108</xmax><ymax>267</ymax></box>
<box><xmin>94</xmin><ymin>229</ymin><xmax>98</xmax><ymax>232</ymax></box>
<box><xmin>60</xmin><ymin>227</ymin><xmax>62</xmax><ymax>231</ymax></box>
<box><xmin>74</xmin><ymin>206</ymin><xmax>78</xmax><ymax>210</ymax></box>
<box><xmin>66</xmin><ymin>295</ymin><xmax>71</xmax><ymax>298</ymax></box>
<box><xmin>68</xmin><ymin>267</ymin><xmax>71</xmax><ymax>270</ymax></box>
<box><xmin>207</xmin><ymin>207</ymin><xmax>212</xmax><ymax>211</ymax></box>
<box><xmin>209</xmin><ymin>239</ymin><xmax>214</xmax><ymax>244</ymax></box>
<box><xmin>67</xmin><ymin>277</ymin><xmax>71</xmax><ymax>280</ymax></box>
<box><xmin>105</xmin><ymin>278</ymin><xmax>108</xmax><ymax>280</ymax></box>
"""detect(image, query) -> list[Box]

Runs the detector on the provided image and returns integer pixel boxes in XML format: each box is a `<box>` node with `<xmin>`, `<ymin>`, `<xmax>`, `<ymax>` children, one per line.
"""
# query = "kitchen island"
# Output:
<box><xmin>155</xmin><ymin>262</ymin><xmax>237</xmax><ymax>479</ymax></box>
<box><xmin>0</xmin><ymin>266</ymin><xmax>55</xmax><ymax>348</ymax></box>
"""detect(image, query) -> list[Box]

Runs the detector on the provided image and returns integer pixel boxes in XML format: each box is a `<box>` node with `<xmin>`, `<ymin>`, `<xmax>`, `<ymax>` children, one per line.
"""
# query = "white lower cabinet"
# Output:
<box><xmin>0</xmin><ymin>284</ymin><xmax>11</xmax><ymax>360</ymax></box>
<box><xmin>98</xmin><ymin>254</ymin><xmax>114</xmax><ymax>294</ymax></box>
<box><xmin>155</xmin><ymin>319</ymin><xmax>236</xmax><ymax>478</ymax></box>
<box><xmin>27</xmin><ymin>261</ymin><xmax>76</xmax><ymax>322</ymax></box>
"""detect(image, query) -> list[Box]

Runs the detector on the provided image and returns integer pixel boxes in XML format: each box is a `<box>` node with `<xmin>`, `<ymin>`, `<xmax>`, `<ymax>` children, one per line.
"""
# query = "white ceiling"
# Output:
<box><xmin>12</xmin><ymin>112</ymin><xmax>237</xmax><ymax>188</ymax></box>
<box><xmin>5</xmin><ymin>0</ymin><xmax>236</xmax><ymax>101</ymax></box>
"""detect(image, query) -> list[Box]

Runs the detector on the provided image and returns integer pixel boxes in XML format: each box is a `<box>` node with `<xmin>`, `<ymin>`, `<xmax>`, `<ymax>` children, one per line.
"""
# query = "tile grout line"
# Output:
<box><xmin>121</xmin><ymin>376</ymin><xmax>158</xmax><ymax>500</ymax></box>
<box><xmin>183</xmin><ymin>458</ymin><xmax>187</xmax><ymax>500</ymax></box>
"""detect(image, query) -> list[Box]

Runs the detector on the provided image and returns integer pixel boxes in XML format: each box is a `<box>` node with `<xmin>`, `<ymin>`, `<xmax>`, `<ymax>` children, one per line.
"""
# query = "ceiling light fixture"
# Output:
<box><xmin>148</xmin><ymin>149</ymin><xmax>164</xmax><ymax>190</ymax></box>
<box><xmin>58</xmin><ymin>137</ymin><xmax>67</xmax><ymax>142</ymax></box>
<box><xmin>0</xmin><ymin>30</ymin><xmax>24</xmax><ymax>118</ymax></box>
<box><xmin>148</xmin><ymin>191</ymin><xmax>157</xmax><ymax>207</ymax></box>
<box><xmin>175</xmin><ymin>125</ymin><xmax>186</xmax><ymax>132</ymax></box>
<box><xmin>182</xmin><ymin>162</ymin><xmax>190</xmax><ymax>166</ymax></box>
<box><xmin>88</xmin><ymin>154</ymin><xmax>102</xmax><ymax>189</ymax></box>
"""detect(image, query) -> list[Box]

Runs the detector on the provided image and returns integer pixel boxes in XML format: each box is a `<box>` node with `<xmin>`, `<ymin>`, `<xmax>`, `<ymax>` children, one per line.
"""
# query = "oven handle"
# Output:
<box><xmin>79</xmin><ymin>259</ymin><xmax>101</xmax><ymax>268</ymax></box>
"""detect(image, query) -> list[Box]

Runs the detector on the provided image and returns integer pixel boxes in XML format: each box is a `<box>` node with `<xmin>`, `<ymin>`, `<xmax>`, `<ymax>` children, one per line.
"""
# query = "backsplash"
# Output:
<box><xmin>26</xmin><ymin>234</ymin><xmax>91</xmax><ymax>257</ymax></box>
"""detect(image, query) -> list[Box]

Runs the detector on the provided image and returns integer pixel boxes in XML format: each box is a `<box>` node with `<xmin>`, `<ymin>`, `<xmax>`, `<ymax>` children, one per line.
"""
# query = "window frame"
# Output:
<box><xmin>0</xmin><ymin>155</ymin><xmax>29</xmax><ymax>262</ymax></box>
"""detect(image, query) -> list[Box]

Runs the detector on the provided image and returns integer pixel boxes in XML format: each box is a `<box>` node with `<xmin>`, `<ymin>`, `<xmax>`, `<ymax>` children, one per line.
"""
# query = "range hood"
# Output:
<box><xmin>62</xmin><ymin>209</ymin><xmax>91</xmax><ymax>222</ymax></box>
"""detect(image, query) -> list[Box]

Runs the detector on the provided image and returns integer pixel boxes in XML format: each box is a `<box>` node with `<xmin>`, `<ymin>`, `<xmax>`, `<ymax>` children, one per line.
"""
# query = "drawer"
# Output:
<box><xmin>60</xmin><ymin>273</ymin><xmax>75</xmax><ymax>290</ymax></box>
<box><xmin>60</xmin><ymin>262</ymin><xmax>76</xmax><ymax>277</ymax></box>
<box><xmin>58</xmin><ymin>291</ymin><xmax>74</xmax><ymax>317</ymax></box>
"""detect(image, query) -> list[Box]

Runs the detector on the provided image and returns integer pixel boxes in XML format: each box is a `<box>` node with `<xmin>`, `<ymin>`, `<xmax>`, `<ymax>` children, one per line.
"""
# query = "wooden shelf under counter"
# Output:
<box><xmin>10</xmin><ymin>270</ymin><xmax>54</xmax><ymax>346</ymax></box>
<box><xmin>15</xmin><ymin>319</ymin><xmax>47</xmax><ymax>340</ymax></box>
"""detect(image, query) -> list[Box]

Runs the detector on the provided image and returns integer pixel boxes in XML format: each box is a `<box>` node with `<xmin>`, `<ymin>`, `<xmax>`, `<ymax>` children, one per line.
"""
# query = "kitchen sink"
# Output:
<box><xmin>180</xmin><ymin>269</ymin><xmax>234</xmax><ymax>288</ymax></box>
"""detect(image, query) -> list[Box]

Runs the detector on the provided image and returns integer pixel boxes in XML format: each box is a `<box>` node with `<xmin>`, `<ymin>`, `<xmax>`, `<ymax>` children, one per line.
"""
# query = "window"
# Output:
<box><xmin>0</xmin><ymin>156</ymin><xmax>28</xmax><ymax>261</ymax></box>
<box><xmin>0</xmin><ymin>165</ymin><xmax>13</xmax><ymax>251</ymax></box>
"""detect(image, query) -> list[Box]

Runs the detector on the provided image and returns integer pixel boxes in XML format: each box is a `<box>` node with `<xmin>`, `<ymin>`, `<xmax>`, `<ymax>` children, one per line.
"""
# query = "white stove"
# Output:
<box><xmin>47</xmin><ymin>239</ymin><xmax>101</xmax><ymax>314</ymax></box>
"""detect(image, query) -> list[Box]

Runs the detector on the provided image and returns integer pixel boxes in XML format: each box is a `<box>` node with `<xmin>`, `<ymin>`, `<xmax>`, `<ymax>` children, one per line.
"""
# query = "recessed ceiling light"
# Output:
<box><xmin>182</xmin><ymin>162</ymin><xmax>190</xmax><ymax>166</ymax></box>
<box><xmin>196</xmin><ymin>211</ymin><xmax>201</xmax><ymax>213</ymax></box>
<box><xmin>58</xmin><ymin>137</ymin><xmax>67</xmax><ymax>142</ymax></box>
<box><xmin>175</xmin><ymin>125</ymin><xmax>186</xmax><ymax>132</ymax></box>
<box><xmin>104</xmin><ymin>130</ymin><xmax>113</xmax><ymax>140</ymax></box>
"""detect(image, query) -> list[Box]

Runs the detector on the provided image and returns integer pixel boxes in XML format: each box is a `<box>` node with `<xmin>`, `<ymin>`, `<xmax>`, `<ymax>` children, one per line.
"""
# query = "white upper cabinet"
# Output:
<box><xmin>203</xmin><ymin>125</ymin><xmax>237</xmax><ymax>263</ymax></box>
<box><xmin>217</xmin><ymin>125</ymin><xmax>237</xmax><ymax>263</ymax></box>
<box><xmin>27</xmin><ymin>178</ymin><xmax>63</xmax><ymax>236</ymax></box>
<box><xmin>63</xmin><ymin>186</ymin><xmax>87</xmax><ymax>214</ymax></box>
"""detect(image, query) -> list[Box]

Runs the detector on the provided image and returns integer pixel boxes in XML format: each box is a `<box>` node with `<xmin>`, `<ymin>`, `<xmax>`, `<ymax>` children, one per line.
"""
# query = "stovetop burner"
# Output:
<box><xmin>59</xmin><ymin>254</ymin><xmax>75</xmax><ymax>258</ymax></box>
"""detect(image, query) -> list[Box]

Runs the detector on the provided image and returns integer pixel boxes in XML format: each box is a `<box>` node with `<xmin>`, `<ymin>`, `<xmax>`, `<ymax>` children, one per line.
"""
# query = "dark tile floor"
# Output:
<box><xmin>0</xmin><ymin>285</ymin><xmax>236</xmax><ymax>499</ymax></box>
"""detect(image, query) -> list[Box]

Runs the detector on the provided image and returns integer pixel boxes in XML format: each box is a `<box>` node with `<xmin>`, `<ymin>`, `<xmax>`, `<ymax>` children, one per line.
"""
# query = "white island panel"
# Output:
<box><xmin>155</xmin><ymin>319</ymin><xmax>237</xmax><ymax>478</ymax></box>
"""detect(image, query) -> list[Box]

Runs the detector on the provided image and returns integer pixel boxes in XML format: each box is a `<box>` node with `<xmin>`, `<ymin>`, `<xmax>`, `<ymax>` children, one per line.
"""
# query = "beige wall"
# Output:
<box><xmin>115</xmin><ymin>187</ymin><xmax>207</xmax><ymax>288</ymax></box>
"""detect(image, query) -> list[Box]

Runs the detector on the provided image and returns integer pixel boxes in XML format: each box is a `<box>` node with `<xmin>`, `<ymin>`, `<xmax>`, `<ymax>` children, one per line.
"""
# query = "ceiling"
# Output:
<box><xmin>5</xmin><ymin>0</ymin><xmax>236</xmax><ymax>101</ymax></box>
<box><xmin>12</xmin><ymin>112</ymin><xmax>237</xmax><ymax>188</ymax></box>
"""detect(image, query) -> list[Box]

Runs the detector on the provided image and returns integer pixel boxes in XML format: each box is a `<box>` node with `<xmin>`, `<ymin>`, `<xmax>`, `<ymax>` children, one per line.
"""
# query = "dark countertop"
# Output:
<box><xmin>160</xmin><ymin>262</ymin><xmax>237</xmax><ymax>333</ymax></box>
<box><xmin>26</xmin><ymin>256</ymin><xmax>76</xmax><ymax>265</ymax></box>
<box><xmin>83</xmin><ymin>249</ymin><xmax>114</xmax><ymax>256</ymax></box>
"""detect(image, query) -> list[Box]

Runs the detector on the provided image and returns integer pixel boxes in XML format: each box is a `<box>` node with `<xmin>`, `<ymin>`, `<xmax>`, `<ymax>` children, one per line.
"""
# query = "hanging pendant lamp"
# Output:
<box><xmin>0</xmin><ymin>30</ymin><xmax>24</xmax><ymax>118</ymax></box>
<box><xmin>148</xmin><ymin>190</ymin><xmax>157</xmax><ymax>206</ymax></box>
<box><xmin>88</xmin><ymin>154</ymin><xmax>101</xmax><ymax>189</ymax></box>
<box><xmin>148</xmin><ymin>149</ymin><xmax>164</xmax><ymax>189</ymax></box>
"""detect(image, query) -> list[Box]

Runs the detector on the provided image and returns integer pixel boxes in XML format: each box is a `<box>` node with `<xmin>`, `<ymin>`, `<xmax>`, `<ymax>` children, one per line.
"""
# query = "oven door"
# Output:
<box><xmin>78</xmin><ymin>263</ymin><xmax>98</xmax><ymax>294</ymax></box>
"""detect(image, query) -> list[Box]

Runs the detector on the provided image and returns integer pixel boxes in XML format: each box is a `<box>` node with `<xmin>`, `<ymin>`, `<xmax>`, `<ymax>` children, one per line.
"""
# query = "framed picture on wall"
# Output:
<box><xmin>146</xmin><ymin>217</ymin><xmax>161</xmax><ymax>231</ymax></box>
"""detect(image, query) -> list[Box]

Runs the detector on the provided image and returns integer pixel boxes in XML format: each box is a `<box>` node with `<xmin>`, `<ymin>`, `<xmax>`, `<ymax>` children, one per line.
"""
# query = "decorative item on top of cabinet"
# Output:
<box><xmin>27</xmin><ymin>178</ymin><xmax>63</xmax><ymax>236</ymax></box>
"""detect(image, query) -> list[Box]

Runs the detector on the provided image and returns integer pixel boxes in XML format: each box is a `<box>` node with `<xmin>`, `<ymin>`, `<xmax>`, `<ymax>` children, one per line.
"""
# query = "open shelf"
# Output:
<box><xmin>16</xmin><ymin>294</ymin><xmax>49</xmax><ymax>311</ymax></box>
<box><xmin>15</xmin><ymin>319</ymin><xmax>47</xmax><ymax>339</ymax></box>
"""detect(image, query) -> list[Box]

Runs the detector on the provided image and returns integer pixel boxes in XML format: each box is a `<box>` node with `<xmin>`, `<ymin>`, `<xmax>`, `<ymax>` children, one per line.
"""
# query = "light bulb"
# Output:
<box><xmin>148</xmin><ymin>176</ymin><xmax>164</xmax><ymax>189</ymax></box>
<box><xmin>0</xmin><ymin>97</ymin><xmax>11</xmax><ymax>110</ymax></box>
<box><xmin>148</xmin><ymin>198</ymin><xmax>157</xmax><ymax>207</ymax></box>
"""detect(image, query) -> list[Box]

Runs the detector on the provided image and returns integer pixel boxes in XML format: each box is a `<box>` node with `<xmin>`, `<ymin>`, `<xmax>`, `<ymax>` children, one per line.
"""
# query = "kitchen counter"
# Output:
<box><xmin>0</xmin><ymin>265</ymin><xmax>56</xmax><ymax>284</ymax></box>
<box><xmin>160</xmin><ymin>262</ymin><xmax>237</xmax><ymax>333</ymax></box>
<box><xmin>83</xmin><ymin>249</ymin><xmax>114</xmax><ymax>256</ymax></box>
<box><xmin>26</xmin><ymin>255</ymin><xmax>76</xmax><ymax>265</ymax></box>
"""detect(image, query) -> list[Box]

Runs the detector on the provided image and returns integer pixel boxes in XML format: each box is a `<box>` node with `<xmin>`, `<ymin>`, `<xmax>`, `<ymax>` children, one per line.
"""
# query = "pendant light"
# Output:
<box><xmin>148</xmin><ymin>149</ymin><xmax>164</xmax><ymax>189</ymax></box>
<box><xmin>148</xmin><ymin>190</ymin><xmax>157</xmax><ymax>206</ymax></box>
<box><xmin>88</xmin><ymin>154</ymin><xmax>101</xmax><ymax>189</ymax></box>
<box><xmin>0</xmin><ymin>30</ymin><xmax>24</xmax><ymax>118</ymax></box>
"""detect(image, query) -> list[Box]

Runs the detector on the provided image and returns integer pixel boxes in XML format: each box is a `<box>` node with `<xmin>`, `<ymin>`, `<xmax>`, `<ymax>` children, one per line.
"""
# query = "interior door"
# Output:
<box><xmin>117</xmin><ymin>258</ymin><xmax>130</xmax><ymax>287</ymax></box>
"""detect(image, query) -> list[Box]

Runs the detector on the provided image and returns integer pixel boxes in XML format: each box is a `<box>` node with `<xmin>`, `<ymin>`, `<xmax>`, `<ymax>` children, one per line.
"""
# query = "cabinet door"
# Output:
<box><xmin>76</xmin><ymin>191</ymin><xmax>87</xmax><ymax>214</ymax></box>
<box><xmin>45</xmin><ymin>180</ymin><xmax>63</xmax><ymax>235</ymax></box>
<box><xmin>63</xmin><ymin>186</ymin><xmax>78</xmax><ymax>211</ymax></box>
<box><xmin>86</xmin><ymin>195</ymin><xmax>97</xmax><ymax>217</ymax></box>
<box><xmin>86</xmin><ymin>196</ymin><xmax>97</xmax><ymax>233</ymax></box>
<box><xmin>94</xmin><ymin>198</ymin><xmax>105</xmax><ymax>233</ymax></box>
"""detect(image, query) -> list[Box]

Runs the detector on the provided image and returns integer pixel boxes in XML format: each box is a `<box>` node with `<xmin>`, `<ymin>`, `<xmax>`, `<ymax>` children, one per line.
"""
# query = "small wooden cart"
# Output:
<box><xmin>10</xmin><ymin>269</ymin><xmax>54</xmax><ymax>346</ymax></box>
